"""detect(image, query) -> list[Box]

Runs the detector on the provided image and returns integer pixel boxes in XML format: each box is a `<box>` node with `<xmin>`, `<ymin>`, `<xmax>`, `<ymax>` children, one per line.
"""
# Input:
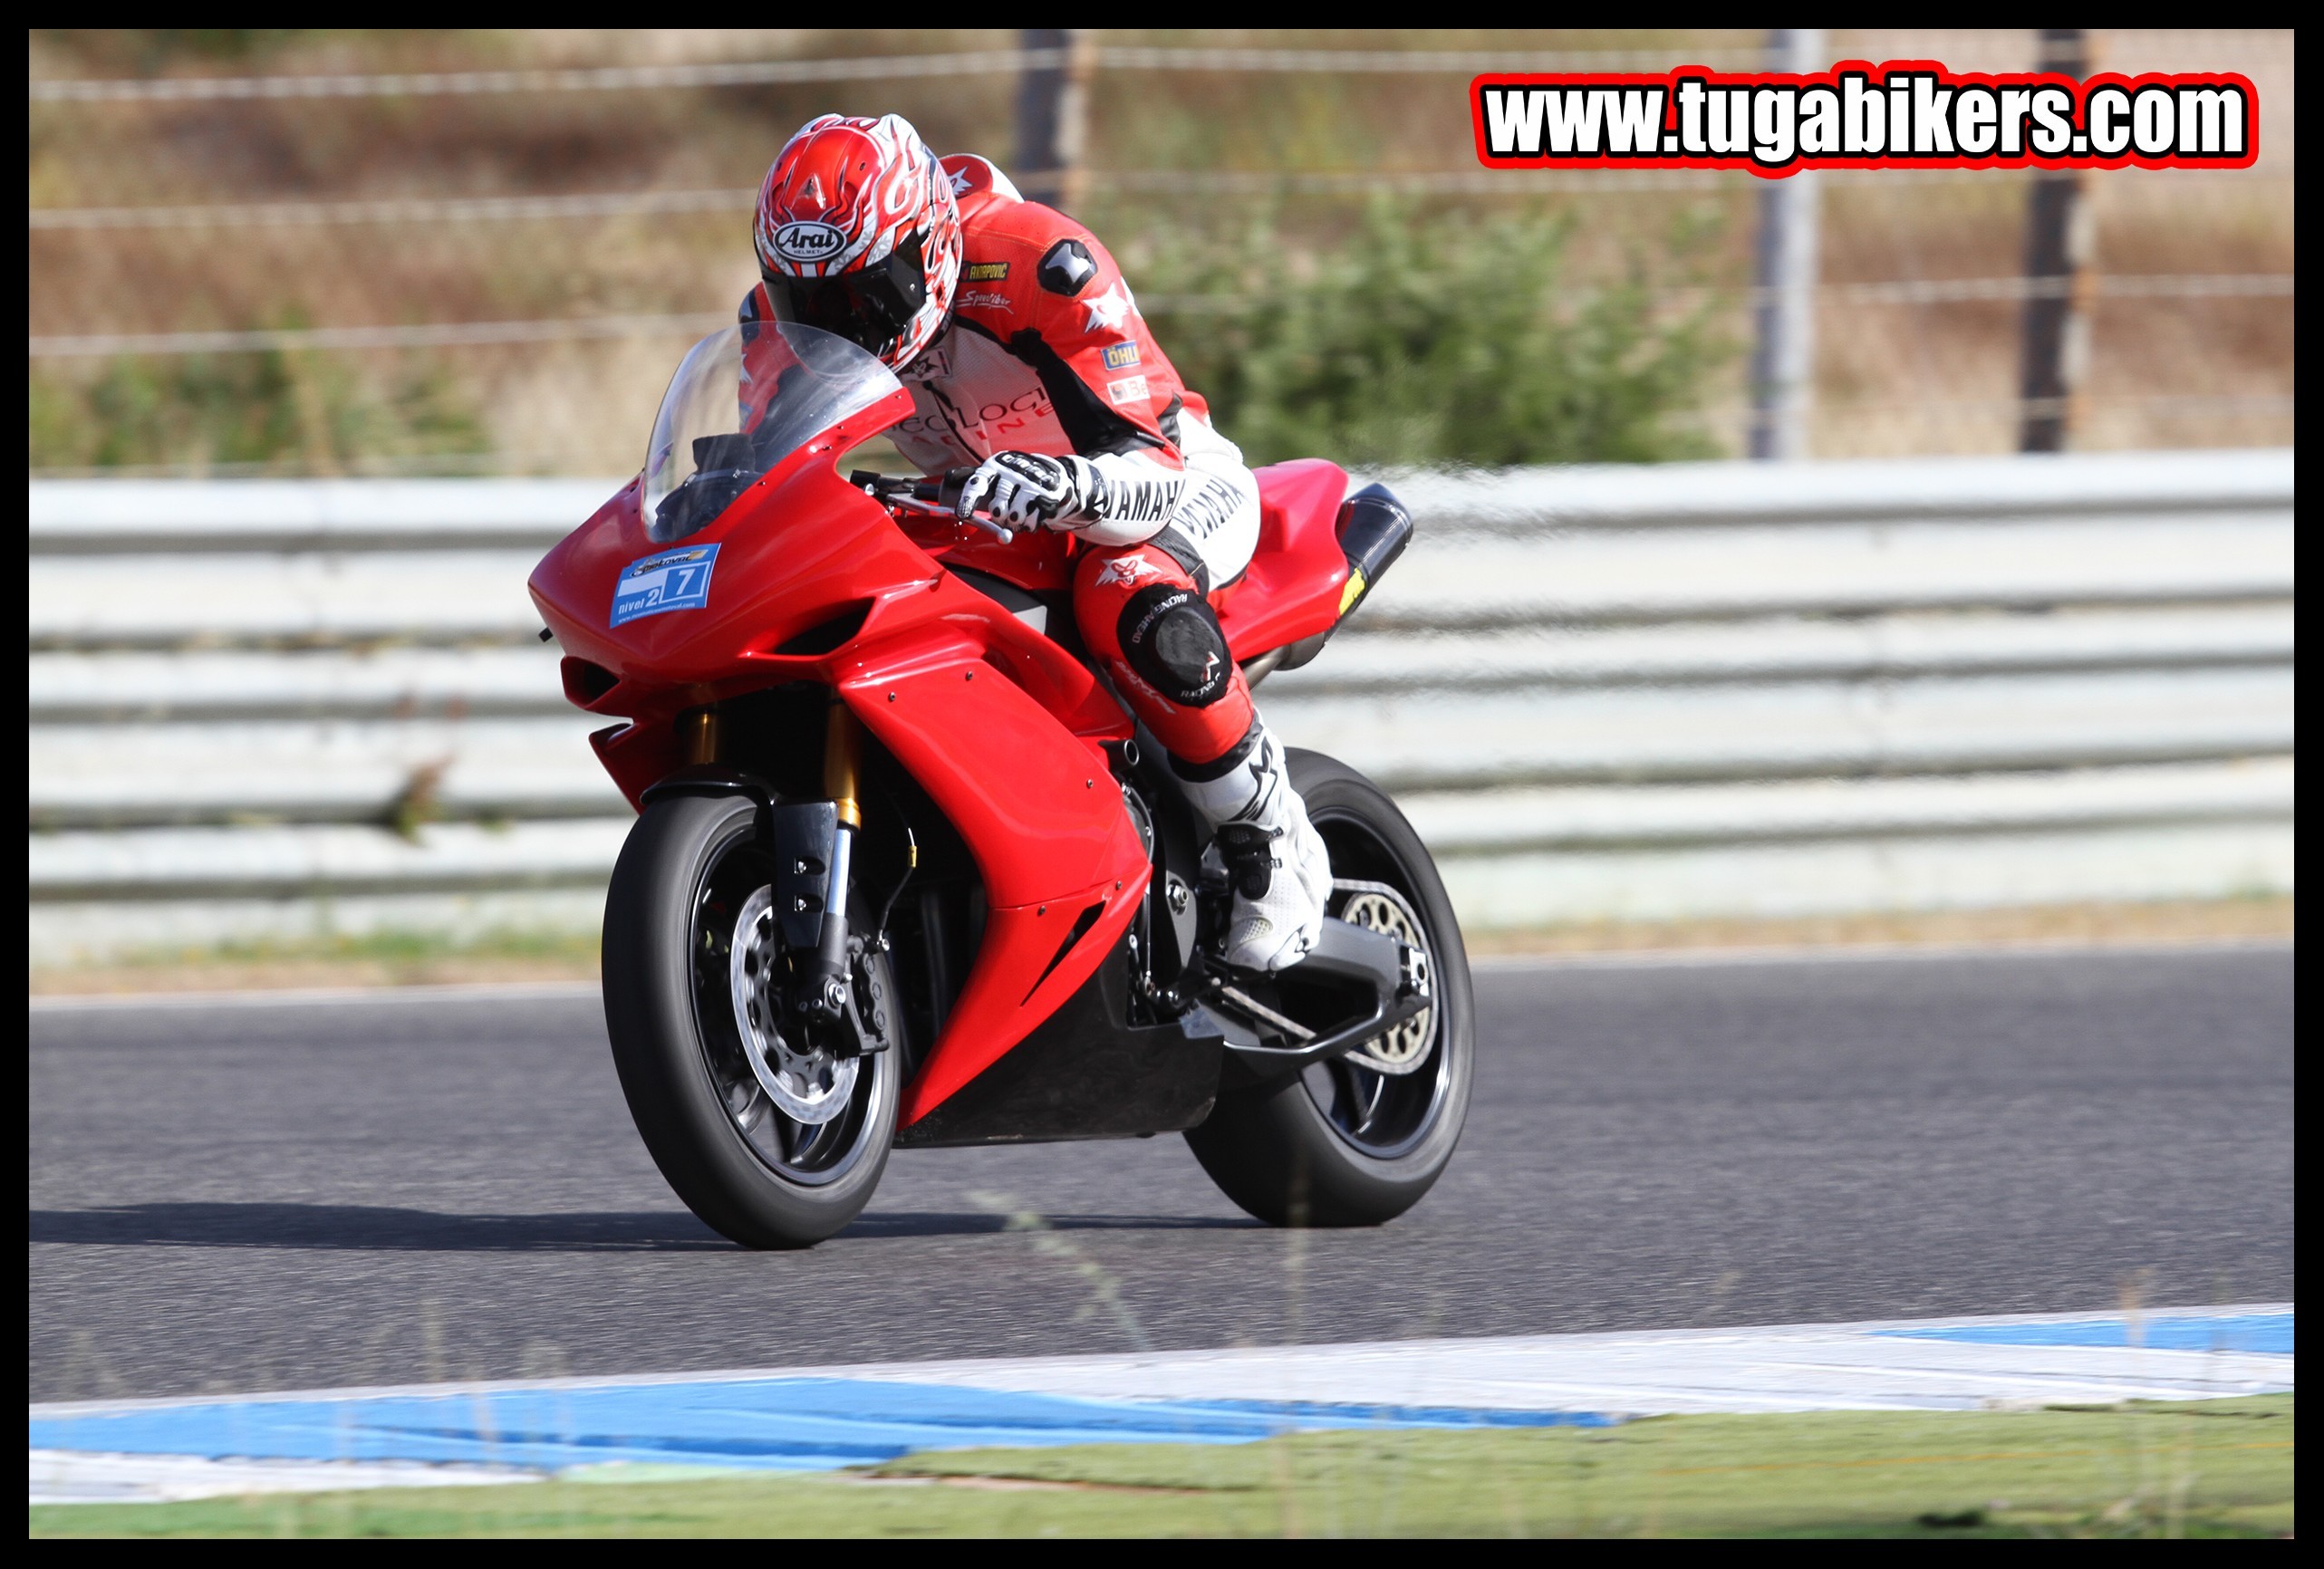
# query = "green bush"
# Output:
<box><xmin>1141</xmin><ymin>198</ymin><xmax>1734</xmax><ymax>467</ymax></box>
<box><xmin>27</xmin><ymin>346</ymin><xmax>487</xmax><ymax>475</ymax></box>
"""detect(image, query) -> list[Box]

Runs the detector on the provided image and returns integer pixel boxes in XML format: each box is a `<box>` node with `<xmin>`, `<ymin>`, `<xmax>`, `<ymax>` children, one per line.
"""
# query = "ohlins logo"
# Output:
<box><xmin>771</xmin><ymin>221</ymin><xmax>847</xmax><ymax>263</ymax></box>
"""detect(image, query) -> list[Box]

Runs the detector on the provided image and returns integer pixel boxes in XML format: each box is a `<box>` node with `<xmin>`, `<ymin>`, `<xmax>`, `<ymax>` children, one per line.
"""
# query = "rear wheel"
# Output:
<box><xmin>1184</xmin><ymin>749</ymin><xmax>1473</xmax><ymax>1226</ymax></box>
<box><xmin>603</xmin><ymin>793</ymin><xmax>899</xmax><ymax>1248</ymax></box>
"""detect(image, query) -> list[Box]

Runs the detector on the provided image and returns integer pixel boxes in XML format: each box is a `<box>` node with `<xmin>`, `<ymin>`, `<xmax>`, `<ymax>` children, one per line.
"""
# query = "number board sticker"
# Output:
<box><xmin>611</xmin><ymin>544</ymin><xmax>721</xmax><ymax>627</ymax></box>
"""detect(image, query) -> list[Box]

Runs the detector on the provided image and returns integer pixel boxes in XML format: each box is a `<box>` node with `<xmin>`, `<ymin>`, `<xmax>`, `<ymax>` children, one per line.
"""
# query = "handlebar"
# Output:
<box><xmin>850</xmin><ymin>468</ymin><xmax>1014</xmax><ymax>544</ymax></box>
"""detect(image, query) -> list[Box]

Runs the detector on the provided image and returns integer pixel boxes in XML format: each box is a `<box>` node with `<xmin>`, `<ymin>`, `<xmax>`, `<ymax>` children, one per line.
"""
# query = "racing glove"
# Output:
<box><xmin>954</xmin><ymin>450</ymin><xmax>1103</xmax><ymax>531</ymax></box>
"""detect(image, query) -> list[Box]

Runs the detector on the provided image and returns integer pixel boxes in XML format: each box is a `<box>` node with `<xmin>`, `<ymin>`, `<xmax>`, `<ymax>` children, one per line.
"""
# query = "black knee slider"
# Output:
<box><xmin>1116</xmin><ymin>584</ymin><xmax>1233</xmax><ymax>707</ymax></box>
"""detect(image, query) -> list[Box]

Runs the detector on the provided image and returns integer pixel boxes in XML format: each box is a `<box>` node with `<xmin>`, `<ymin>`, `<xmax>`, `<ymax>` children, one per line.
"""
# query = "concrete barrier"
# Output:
<box><xmin>25</xmin><ymin>450</ymin><xmax>2294</xmax><ymax>962</ymax></box>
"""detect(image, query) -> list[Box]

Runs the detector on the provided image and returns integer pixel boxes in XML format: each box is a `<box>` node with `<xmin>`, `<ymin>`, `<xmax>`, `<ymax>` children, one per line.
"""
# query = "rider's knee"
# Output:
<box><xmin>1113</xmin><ymin>583</ymin><xmax>1235</xmax><ymax>709</ymax></box>
<box><xmin>1073</xmin><ymin>546</ymin><xmax>1189</xmax><ymax>645</ymax></box>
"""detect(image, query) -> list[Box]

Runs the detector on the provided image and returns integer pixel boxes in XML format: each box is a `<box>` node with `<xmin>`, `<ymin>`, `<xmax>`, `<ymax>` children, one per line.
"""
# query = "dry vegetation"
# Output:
<box><xmin>27</xmin><ymin>28</ymin><xmax>2294</xmax><ymax>474</ymax></box>
<box><xmin>26</xmin><ymin>896</ymin><xmax>2290</xmax><ymax>996</ymax></box>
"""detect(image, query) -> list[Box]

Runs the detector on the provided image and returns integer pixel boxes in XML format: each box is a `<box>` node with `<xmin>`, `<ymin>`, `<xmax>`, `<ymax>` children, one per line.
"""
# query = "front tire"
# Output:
<box><xmin>603</xmin><ymin>793</ymin><xmax>898</xmax><ymax>1248</ymax></box>
<box><xmin>1184</xmin><ymin>749</ymin><xmax>1474</xmax><ymax>1226</ymax></box>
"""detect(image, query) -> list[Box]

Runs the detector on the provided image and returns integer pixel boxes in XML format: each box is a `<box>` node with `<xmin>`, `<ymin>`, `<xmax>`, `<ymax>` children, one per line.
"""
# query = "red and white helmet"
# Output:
<box><xmin>753</xmin><ymin>113</ymin><xmax>961</xmax><ymax>370</ymax></box>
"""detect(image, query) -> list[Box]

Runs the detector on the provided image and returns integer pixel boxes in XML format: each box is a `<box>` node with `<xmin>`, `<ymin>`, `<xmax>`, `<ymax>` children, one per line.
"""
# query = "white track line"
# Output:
<box><xmin>35</xmin><ymin>1304</ymin><xmax>2291</xmax><ymax>1419</ymax></box>
<box><xmin>31</xmin><ymin>1305</ymin><xmax>2292</xmax><ymax>1505</ymax></box>
<box><xmin>32</xmin><ymin>1450</ymin><xmax>538</xmax><ymax>1506</ymax></box>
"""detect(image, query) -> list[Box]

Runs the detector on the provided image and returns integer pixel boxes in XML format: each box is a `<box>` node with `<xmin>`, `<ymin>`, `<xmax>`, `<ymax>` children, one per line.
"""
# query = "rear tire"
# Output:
<box><xmin>1184</xmin><ymin>749</ymin><xmax>1473</xmax><ymax>1227</ymax></box>
<box><xmin>603</xmin><ymin>793</ymin><xmax>898</xmax><ymax>1249</ymax></box>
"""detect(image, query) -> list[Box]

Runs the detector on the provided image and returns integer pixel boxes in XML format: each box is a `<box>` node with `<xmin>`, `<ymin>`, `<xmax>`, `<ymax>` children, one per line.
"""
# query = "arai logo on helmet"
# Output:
<box><xmin>771</xmin><ymin>221</ymin><xmax>847</xmax><ymax>264</ymax></box>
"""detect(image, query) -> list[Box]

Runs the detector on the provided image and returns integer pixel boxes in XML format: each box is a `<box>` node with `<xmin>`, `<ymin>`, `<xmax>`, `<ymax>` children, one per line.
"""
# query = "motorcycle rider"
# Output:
<box><xmin>745</xmin><ymin>112</ymin><xmax>1332</xmax><ymax>972</ymax></box>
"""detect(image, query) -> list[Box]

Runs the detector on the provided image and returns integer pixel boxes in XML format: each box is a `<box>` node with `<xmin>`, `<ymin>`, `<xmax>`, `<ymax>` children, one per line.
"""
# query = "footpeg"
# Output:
<box><xmin>1199</xmin><ymin>915</ymin><xmax>1430</xmax><ymax>1074</ymax></box>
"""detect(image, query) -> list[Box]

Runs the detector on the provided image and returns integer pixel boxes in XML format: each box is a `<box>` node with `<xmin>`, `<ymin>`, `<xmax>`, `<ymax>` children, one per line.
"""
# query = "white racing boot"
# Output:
<box><xmin>1174</xmin><ymin>724</ymin><xmax>1335</xmax><ymax>971</ymax></box>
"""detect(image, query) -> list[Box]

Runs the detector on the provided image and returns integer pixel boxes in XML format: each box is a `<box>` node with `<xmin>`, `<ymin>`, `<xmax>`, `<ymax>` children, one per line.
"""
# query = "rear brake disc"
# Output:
<box><xmin>1329</xmin><ymin>879</ymin><xmax>1435</xmax><ymax>1076</ymax></box>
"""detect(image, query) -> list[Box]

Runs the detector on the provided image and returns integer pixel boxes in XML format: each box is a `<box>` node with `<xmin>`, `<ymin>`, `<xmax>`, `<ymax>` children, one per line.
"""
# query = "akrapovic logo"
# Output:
<box><xmin>771</xmin><ymin>221</ymin><xmax>847</xmax><ymax>263</ymax></box>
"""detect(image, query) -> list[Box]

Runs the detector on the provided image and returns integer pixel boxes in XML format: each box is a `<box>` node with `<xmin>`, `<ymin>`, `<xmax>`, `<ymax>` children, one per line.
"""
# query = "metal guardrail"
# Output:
<box><xmin>24</xmin><ymin>451</ymin><xmax>2295</xmax><ymax>952</ymax></box>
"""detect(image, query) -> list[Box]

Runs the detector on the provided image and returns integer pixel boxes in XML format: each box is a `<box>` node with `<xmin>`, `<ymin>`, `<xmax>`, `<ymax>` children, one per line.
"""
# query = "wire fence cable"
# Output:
<box><xmin>28</xmin><ymin>313</ymin><xmax>736</xmax><ymax>360</ymax></box>
<box><xmin>26</xmin><ymin>44</ymin><xmax>1769</xmax><ymax>103</ymax></box>
<box><xmin>30</xmin><ymin>169</ymin><xmax>2291</xmax><ymax>231</ymax></box>
<box><xmin>28</xmin><ymin>277</ymin><xmax>2291</xmax><ymax>360</ymax></box>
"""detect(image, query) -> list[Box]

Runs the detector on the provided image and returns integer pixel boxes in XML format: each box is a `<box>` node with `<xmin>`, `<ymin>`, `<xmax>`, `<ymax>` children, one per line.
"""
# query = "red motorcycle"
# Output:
<box><xmin>530</xmin><ymin>322</ymin><xmax>1471</xmax><ymax>1248</ymax></box>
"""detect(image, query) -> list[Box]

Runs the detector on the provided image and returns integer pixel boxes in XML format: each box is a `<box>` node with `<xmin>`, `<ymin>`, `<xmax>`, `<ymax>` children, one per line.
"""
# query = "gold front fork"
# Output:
<box><xmin>824</xmin><ymin>696</ymin><xmax>863</xmax><ymax>830</ymax></box>
<box><xmin>682</xmin><ymin>707</ymin><xmax>720</xmax><ymax>765</ymax></box>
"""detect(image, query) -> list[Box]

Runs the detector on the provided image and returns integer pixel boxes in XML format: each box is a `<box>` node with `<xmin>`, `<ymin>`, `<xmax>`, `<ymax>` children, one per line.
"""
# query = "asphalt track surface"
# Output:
<box><xmin>29</xmin><ymin>943</ymin><xmax>2294</xmax><ymax>1404</ymax></box>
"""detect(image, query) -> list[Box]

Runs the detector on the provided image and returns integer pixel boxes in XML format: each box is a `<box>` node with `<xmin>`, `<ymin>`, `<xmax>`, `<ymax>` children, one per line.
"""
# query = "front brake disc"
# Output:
<box><xmin>728</xmin><ymin>886</ymin><xmax>859</xmax><ymax>1124</ymax></box>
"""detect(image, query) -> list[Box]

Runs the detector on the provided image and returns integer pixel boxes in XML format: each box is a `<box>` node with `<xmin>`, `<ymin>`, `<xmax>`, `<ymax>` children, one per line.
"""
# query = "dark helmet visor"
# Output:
<box><xmin>762</xmin><ymin>229</ymin><xmax>930</xmax><ymax>358</ymax></box>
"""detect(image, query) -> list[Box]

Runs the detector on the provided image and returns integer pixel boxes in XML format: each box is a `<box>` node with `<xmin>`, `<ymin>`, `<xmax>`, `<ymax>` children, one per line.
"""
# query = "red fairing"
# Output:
<box><xmin>526</xmin><ymin>383</ymin><xmax>921</xmax><ymax>704</ymax></box>
<box><xmin>528</xmin><ymin>360</ymin><xmax>1351</xmax><ymax>1131</ymax></box>
<box><xmin>841</xmin><ymin>633</ymin><xmax>1138</xmax><ymax>910</ymax></box>
<box><xmin>1218</xmin><ymin>459</ymin><xmax>1353</xmax><ymax>659</ymax></box>
<box><xmin>589</xmin><ymin>719</ymin><xmax>683</xmax><ymax>814</ymax></box>
<box><xmin>528</xmin><ymin>374</ymin><xmax>1152</xmax><ymax>1126</ymax></box>
<box><xmin>834</xmin><ymin>636</ymin><xmax>1149</xmax><ymax>1124</ymax></box>
<box><xmin>910</xmin><ymin>523</ymin><xmax>1075</xmax><ymax>592</ymax></box>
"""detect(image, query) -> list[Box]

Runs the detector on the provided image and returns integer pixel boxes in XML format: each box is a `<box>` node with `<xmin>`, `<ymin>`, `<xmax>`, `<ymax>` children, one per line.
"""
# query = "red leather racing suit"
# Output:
<box><xmin>740</xmin><ymin>154</ymin><xmax>1262</xmax><ymax>770</ymax></box>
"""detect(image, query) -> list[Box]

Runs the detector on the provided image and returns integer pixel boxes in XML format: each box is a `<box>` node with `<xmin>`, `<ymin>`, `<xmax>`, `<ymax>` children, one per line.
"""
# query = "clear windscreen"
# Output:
<box><xmin>641</xmin><ymin>321</ymin><xmax>903</xmax><ymax>543</ymax></box>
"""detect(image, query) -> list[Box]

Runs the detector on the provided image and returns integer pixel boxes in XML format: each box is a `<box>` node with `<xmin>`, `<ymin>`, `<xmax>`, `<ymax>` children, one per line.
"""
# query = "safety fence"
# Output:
<box><xmin>25</xmin><ymin>449</ymin><xmax>2294</xmax><ymax>961</ymax></box>
<box><xmin>29</xmin><ymin>29</ymin><xmax>2297</xmax><ymax>470</ymax></box>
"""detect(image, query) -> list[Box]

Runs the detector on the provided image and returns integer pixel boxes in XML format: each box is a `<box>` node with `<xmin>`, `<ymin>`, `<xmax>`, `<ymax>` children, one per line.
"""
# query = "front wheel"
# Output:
<box><xmin>602</xmin><ymin>792</ymin><xmax>899</xmax><ymax>1248</ymax></box>
<box><xmin>1184</xmin><ymin>749</ymin><xmax>1474</xmax><ymax>1227</ymax></box>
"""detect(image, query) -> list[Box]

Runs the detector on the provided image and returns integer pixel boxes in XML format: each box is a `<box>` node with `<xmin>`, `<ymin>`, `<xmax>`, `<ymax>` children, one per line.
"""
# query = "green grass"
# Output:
<box><xmin>38</xmin><ymin>894</ymin><xmax>2292</xmax><ymax>997</ymax></box>
<box><xmin>30</xmin><ymin>925</ymin><xmax>601</xmax><ymax>995</ymax></box>
<box><xmin>29</xmin><ymin>342</ymin><xmax>488</xmax><ymax>476</ymax></box>
<box><xmin>186</xmin><ymin>926</ymin><xmax>600</xmax><ymax>968</ymax></box>
<box><xmin>29</xmin><ymin>1396</ymin><xmax>2293</xmax><ymax>1538</ymax></box>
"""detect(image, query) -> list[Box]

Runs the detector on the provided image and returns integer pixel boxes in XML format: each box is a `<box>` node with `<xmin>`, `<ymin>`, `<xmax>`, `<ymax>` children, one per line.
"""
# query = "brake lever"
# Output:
<box><xmin>890</xmin><ymin>496</ymin><xmax>1015</xmax><ymax>544</ymax></box>
<box><xmin>853</xmin><ymin>472</ymin><xmax>1016</xmax><ymax>544</ymax></box>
